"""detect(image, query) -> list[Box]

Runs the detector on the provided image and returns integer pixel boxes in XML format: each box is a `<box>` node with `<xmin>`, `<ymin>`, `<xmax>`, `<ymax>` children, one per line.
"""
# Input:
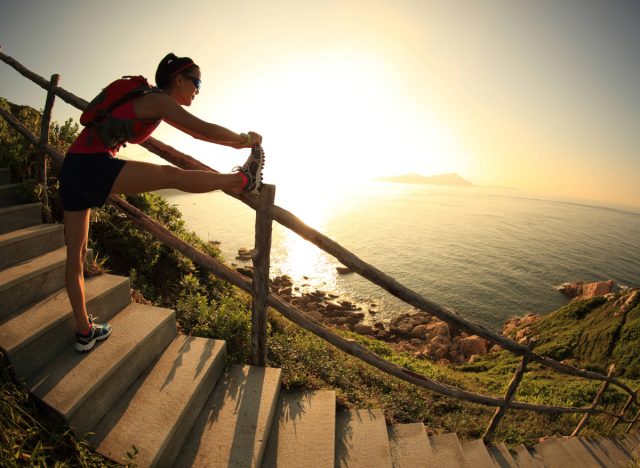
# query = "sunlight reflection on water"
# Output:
<box><xmin>158</xmin><ymin>182</ymin><xmax>640</xmax><ymax>330</ymax></box>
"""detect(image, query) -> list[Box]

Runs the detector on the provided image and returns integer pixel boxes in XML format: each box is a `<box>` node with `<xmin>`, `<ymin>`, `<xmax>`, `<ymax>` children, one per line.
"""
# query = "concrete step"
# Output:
<box><xmin>0</xmin><ymin>274</ymin><xmax>130</xmax><ymax>380</ymax></box>
<box><xmin>0</xmin><ymin>203</ymin><xmax>41</xmax><ymax>234</ymax></box>
<box><xmin>489</xmin><ymin>443</ymin><xmax>518</xmax><ymax>467</ymax></box>
<box><xmin>573</xmin><ymin>437</ymin><xmax>617</xmax><ymax>467</ymax></box>
<box><xmin>335</xmin><ymin>409</ymin><xmax>392</xmax><ymax>468</ymax></box>
<box><xmin>0</xmin><ymin>183</ymin><xmax>23</xmax><ymax>208</ymax></box>
<box><xmin>0</xmin><ymin>246</ymin><xmax>92</xmax><ymax>321</ymax></box>
<box><xmin>91</xmin><ymin>335</ymin><xmax>227</xmax><ymax>467</ymax></box>
<box><xmin>0</xmin><ymin>223</ymin><xmax>65</xmax><ymax>269</ymax></box>
<box><xmin>428</xmin><ymin>433</ymin><xmax>466</xmax><ymax>468</ymax></box>
<box><xmin>0</xmin><ymin>168</ymin><xmax>10</xmax><ymax>185</ymax></box>
<box><xmin>262</xmin><ymin>390</ymin><xmax>336</xmax><ymax>468</ymax></box>
<box><xmin>176</xmin><ymin>365</ymin><xmax>282</xmax><ymax>468</ymax></box>
<box><xmin>594</xmin><ymin>436</ymin><xmax>632</xmax><ymax>466</ymax></box>
<box><xmin>533</xmin><ymin>437</ymin><xmax>578</xmax><ymax>468</ymax></box>
<box><xmin>387</xmin><ymin>423</ymin><xmax>434</xmax><ymax>468</ymax></box>
<box><xmin>26</xmin><ymin>302</ymin><xmax>176</xmax><ymax>437</ymax></box>
<box><xmin>461</xmin><ymin>439</ymin><xmax>495</xmax><ymax>467</ymax></box>
<box><xmin>621</xmin><ymin>433</ymin><xmax>640</xmax><ymax>460</ymax></box>
<box><xmin>510</xmin><ymin>444</ymin><xmax>543</xmax><ymax>468</ymax></box>
<box><xmin>559</xmin><ymin>436</ymin><xmax>608</xmax><ymax>467</ymax></box>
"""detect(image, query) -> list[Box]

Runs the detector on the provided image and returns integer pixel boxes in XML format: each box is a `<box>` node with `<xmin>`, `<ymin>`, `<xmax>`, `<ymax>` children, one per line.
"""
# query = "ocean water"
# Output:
<box><xmin>158</xmin><ymin>182</ymin><xmax>640</xmax><ymax>331</ymax></box>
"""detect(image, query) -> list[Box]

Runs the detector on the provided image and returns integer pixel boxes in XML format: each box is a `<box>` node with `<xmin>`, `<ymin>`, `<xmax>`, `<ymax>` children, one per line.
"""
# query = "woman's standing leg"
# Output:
<box><xmin>63</xmin><ymin>209</ymin><xmax>92</xmax><ymax>334</ymax></box>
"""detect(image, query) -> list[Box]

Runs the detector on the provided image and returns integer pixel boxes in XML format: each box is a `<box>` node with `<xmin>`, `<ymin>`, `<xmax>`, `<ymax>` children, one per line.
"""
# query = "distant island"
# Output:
<box><xmin>375</xmin><ymin>173</ymin><xmax>473</xmax><ymax>187</ymax></box>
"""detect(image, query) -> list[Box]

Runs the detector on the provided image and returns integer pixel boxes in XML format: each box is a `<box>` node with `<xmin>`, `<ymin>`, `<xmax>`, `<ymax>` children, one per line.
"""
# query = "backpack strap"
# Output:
<box><xmin>95</xmin><ymin>86</ymin><xmax>163</xmax><ymax>121</ymax></box>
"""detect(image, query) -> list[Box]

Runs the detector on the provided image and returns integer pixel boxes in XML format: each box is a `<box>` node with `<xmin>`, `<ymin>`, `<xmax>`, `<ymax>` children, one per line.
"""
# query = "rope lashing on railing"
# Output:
<box><xmin>1</xmin><ymin>46</ymin><xmax>638</xmax><ymax>414</ymax></box>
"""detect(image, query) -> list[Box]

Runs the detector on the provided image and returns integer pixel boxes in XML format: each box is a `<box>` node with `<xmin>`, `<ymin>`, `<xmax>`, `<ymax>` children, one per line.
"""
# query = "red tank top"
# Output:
<box><xmin>68</xmin><ymin>100</ymin><xmax>160</xmax><ymax>156</ymax></box>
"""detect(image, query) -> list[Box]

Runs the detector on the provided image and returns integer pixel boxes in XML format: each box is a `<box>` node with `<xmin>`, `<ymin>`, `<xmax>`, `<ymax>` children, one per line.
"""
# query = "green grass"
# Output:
<box><xmin>0</xmin><ymin>352</ymin><xmax>137</xmax><ymax>467</ymax></box>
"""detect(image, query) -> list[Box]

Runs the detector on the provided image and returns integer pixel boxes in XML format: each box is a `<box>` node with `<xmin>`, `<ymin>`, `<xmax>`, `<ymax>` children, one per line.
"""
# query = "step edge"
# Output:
<box><xmin>254</xmin><ymin>367</ymin><xmax>284</xmax><ymax>467</ymax></box>
<box><xmin>0</xmin><ymin>183</ymin><xmax>22</xmax><ymax>190</ymax></box>
<box><xmin>263</xmin><ymin>389</ymin><xmax>337</xmax><ymax>468</ymax></box>
<box><xmin>152</xmin><ymin>338</ymin><xmax>229</xmax><ymax>467</ymax></box>
<box><xmin>42</xmin><ymin>303</ymin><xmax>176</xmax><ymax>419</ymax></box>
<box><xmin>0</xmin><ymin>223</ymin><xmax>63</xmax><ymax>246</ymax></box>
<box><xmin>0</xmin><ymin>247</ymin><xmax>69</xmax><ymax>292</ymax></box>
<box><xmin>111</xmin><ymin>335</ymin><xmax>227</xmax><ymax>466</ymax></box>
<box><xmin>5</xmin><ymin>275</ymin><xmax>130</xmax><ymax>355</ymax></box>
<box><xmin>0</xmin><ymin>202</ymin><xmax>42</xmax><ymax>214</ymax></box>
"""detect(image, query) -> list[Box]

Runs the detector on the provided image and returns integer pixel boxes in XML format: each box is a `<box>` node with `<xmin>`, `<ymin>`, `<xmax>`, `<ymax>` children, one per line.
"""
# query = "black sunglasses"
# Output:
<box><xmin>183</xmin><ymin>75</ymin><xmax>202</xmax><ymax>90</ymax></box>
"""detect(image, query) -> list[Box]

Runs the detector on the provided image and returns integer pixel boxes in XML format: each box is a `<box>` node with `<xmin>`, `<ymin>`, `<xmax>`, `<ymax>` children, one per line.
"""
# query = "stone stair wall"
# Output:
<box><xmin>1</xmin><ymin>166</ymin><xmax>639</xmax><ymax>467</ymax></box>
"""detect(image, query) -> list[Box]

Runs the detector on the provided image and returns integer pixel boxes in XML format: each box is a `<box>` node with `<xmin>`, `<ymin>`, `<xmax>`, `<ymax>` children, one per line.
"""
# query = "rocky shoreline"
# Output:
<box><xmin>233</xmin><ymin>250</ymin><xmax>629</xmax><ymax>365</ymax></box>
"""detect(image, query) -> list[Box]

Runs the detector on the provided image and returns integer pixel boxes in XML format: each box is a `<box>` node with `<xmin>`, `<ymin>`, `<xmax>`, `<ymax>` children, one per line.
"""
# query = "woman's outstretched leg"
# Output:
<box><xmin>111</xmin><ymin>161</ymin><xmax>244</xmax><ymax>195</ymax></box>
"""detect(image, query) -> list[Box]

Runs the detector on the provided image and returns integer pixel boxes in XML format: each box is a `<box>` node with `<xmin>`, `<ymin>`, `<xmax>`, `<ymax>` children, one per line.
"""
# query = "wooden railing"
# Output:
<box><xmin>2</xmin><ymin>46</ymin><xmax>638</xmax><ymax>443</ymax></box>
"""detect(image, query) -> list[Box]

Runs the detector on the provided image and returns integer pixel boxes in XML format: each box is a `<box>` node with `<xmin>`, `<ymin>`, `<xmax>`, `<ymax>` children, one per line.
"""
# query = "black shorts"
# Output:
<box><xmin>59</xmin><ymin>153</ymin><xmax>126</xmax><ymax>211</ymax></box>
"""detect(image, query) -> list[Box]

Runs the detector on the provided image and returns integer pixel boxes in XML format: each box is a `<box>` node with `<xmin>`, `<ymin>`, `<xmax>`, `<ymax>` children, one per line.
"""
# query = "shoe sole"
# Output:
<box><xmin>249</xmin><ymin>146</ymin><xmax>264</xmax><ymax>195</ymax></box>
<box><xmin>75</xmin><ymin>327</ymin><xmax>112</xmax><ymax>352</ymax></box>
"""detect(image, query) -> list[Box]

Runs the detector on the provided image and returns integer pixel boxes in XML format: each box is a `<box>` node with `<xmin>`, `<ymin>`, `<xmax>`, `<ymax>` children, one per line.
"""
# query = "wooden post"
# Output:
<box><xmin>611</xmin><ymin>389</ymin><xmax>637</xmax><ymax>434</ymax></box>
<box><xmin>37</xmin><ymin>73</ymin><xmax>60</xmax><ymax>223</ymax></box>
<box><xmin>483</xmin><ymin>339</ymin><xmax>536</xmax><ymax>444</ymax></box>
<box><xmin>626</xmin><ymin>408</ymin><xmax>640</xmax><ymax>434</ymax></box>
<box><xmin>251</xmin><ymin>184</ymin><xmax>275</xmax><ymax>366</ymax></box>
<box><xmin>572</xmin><ymin>364</ymin><xmax>616</xmax><ymax>437</ymax></box>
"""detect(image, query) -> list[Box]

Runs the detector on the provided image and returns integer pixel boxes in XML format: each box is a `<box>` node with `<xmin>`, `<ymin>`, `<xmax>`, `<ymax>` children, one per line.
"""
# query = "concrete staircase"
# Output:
<box><xmin>1</xmin><ymin>166</ymin><xmax>640</xmax><ymax>467</ymax></box>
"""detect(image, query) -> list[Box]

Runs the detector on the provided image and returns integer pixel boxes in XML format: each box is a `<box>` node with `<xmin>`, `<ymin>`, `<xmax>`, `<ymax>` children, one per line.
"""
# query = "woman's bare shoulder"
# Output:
<box><xmin>133</xmin><ymin>92</ymin><xmax>177</xmax><ymax>119</ymax></box>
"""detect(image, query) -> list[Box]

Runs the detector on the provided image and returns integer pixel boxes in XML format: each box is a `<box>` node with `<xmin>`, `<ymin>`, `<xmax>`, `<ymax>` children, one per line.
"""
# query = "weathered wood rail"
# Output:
<box><xmin>2</xmin><ymin>45</ymin><xmax>638</xmax><ymax>442</ymax></box>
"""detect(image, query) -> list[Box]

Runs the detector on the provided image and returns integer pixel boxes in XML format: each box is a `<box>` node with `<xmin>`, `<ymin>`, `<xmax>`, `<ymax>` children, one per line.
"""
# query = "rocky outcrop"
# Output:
<box><xmin>240</xmin><ymin>272</ymin><xmax>498</xmax><ymax>364</ymax></box>
<box><xmin>558</xmin><ymin>280</ymin><xmax>617</xmax><ymax>300</ymax></box>
<box><xmin>502</xmin><ymin>313</ymin><xmax>541</xmax><ymax>344</ymax></box>
<box><xmin>236</xmin><ymin>248</ymin><xmax>254</xmax><ymax>261</ymax></box>
<box><xmin>267</xmin><ymin>274</ymin><xmax>494</xmax><ymax>364</ymax></box>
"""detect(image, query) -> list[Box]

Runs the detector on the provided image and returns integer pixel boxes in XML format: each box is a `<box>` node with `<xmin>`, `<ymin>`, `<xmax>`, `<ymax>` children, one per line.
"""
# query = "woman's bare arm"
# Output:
<box><xmin>134</xmin><ymin>93</ymin><xmax>252</xmax><ymax>148</ymax></box>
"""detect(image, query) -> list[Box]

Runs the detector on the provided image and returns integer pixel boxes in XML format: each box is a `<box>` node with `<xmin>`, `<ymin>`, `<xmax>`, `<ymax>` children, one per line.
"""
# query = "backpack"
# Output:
<box><xmin>81</xmin><ymin>75</ymin><xmax>161</xmax><ymax>149</ymax></box>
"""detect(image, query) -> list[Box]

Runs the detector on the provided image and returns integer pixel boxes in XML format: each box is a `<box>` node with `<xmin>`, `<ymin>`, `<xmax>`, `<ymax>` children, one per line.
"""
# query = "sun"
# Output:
<box><xmin>162</xmin><ymin>50</ymin><xmax>471</xmax><ymax>215</ymax></box>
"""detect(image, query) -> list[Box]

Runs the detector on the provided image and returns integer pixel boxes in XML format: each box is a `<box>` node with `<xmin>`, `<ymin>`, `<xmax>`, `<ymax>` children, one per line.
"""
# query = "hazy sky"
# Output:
<box><xmin>1</xmin><ymin>0</ymin><xmax>639</xmax><ymax>208</ymax></box>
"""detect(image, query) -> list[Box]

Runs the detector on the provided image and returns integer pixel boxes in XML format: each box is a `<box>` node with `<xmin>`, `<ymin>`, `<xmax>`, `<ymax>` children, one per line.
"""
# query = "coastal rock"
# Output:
<box><xmin>272</xmin><ymin>275</ymin><xmax>293</xmax><ymax>288</ymax></box>
<box><xmin>616</xmin><ymin>289</ymin><xmax>640</xmax><ymax>314</ymax></box>
<box><xmin>390</xmin><ymin>324</ymin><xmax>414</xmax><ymax>337</ymax></box>
<box><xmin>235</xmin><ymin>266</ymin><xmax>253</xmax><ymax>277</ymax></box>
<box><xmin>430</xmin><ymin>334</ymin><xmax>450</xmax><ymax>347</ymax></box>
<box><xmin>516</xmin><ymin>328</ymin><xmax>533</xmax><ymax>344</ymax></box>
<box><xmin>425</xmin><ymin>322</ymin><xmax>450</xmax><ymax>340</ymax></box>
<box><xmin>354</xmin><ymin>324</ymin><xmax>375</xmax><ymax>335</ymax></box>
<box><xmin>502</xmin><ymin>313</ymin><xmax>541</xmax><ymax>339</ymax></box>
<box><xmin>430</xmin><ymin>344</ymin><xmax>449</xmax><ymax>360</ymax></box>
<box><xmin>236</xmin><ymin>248</ymin><xmax>254</xmax><ymax>261</ymax></box>
<box><xmin>458</xmin><ymin>335</ymin><xmax>488</xmax><ymax>358</ymax></box>
<box><xmin>521</xmin><ymin>313</ymin><xmax>540</xmax><ymax>326</ymax></box>
<box><xmin>305</xmin><ymin>310</ymin><xmax>324</xmax><ymax>322</ymax></box>
<box><xmin>410</xmin><ymin>324</ymin><xmax>430</xmax><ymax>339</ymax></box>
<box><xmin>558</xmin><ymin>280</ymin><xmax>616</xmax><ymax>300</ymax></box>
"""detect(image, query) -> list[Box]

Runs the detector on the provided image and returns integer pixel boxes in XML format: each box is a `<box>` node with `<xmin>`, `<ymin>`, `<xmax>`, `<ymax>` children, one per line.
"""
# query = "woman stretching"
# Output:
<box><xmin>59</xmin><ymin>53</ymin><xmax>263</xmax><ymax>352</ymax></box>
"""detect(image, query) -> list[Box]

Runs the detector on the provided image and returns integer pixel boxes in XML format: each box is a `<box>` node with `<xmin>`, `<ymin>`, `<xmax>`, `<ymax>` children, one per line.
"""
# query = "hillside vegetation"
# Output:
<box><xmin>525</xmin><ymin>291</ymin><xmax>640</xmax><ymax>378</ymax></box>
